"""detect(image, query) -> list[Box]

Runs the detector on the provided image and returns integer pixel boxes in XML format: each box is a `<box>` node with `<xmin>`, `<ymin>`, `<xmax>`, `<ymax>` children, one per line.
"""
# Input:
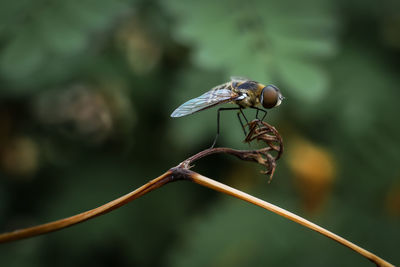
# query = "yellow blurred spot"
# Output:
<box><xmin>287</xmin><ymin>137</ymin><xmax>336</xmax><ymax>213</ymax></box>
<box><xmin>227</xmin><ymin>163</ymin><xmax>260</xmax><ymax>191</ymax></box>
<box><xmin>116</xmin><ymin>19</ymin><xmax>162</xmax><ymax>75</ymax></box>
<box><xmin>385</xmin><ymin>182</ymin><xmax>400</xmax><ymax>217</ymax></box>
<box><xmin>1</xmin><ymin>136</ymin><xmax>39</xmax><ymax>177</ymax></box>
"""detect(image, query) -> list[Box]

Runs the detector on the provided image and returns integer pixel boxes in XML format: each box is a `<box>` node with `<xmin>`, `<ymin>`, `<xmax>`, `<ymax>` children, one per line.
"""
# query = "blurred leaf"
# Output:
<box><xmin>163</xmin><ymin>0</ymin><xmax>339</xmax><ymax>103</ymax></box>
<box><xmin>116</xmin><ymin>18</ymin><xmax>163</xmax><ymax>74</ymax></box>
<box><xmin>272</xmin><ymin>35</ymin><xmax>338</xmax><ymax>58</ymax></box>
<box><xmin>0</xmin><ymin>32</ymin><xmax>45</xmax><ymax>80</ymax></box>
<box><xmin>277</xmin><ymin>58</ymin><xmax>329</xmax><ymax>103</ymax></box>
<box><xmin>0</xmin><ymin>0</ymin><xmax>133</xmax><ymax>90</ymax></box>
<box><xmin>319</xmin><ymin>44</ymin><xmax>400</xmax><ymax>203</ymax></box>
<box><xmin>36</xmin><ymin>6</ymin><xmax>88</xmax><ymax>54</ymax></box>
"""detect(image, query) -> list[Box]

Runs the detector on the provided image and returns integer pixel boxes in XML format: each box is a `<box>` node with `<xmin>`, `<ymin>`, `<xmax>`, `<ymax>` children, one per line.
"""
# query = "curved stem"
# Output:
<box><xmin>0</xmin><ymin>168</ymin><xmax>395</xmax><ymax>267</ymax></box>
<box><xmin>188</xmin><ymin>171</ymin><xmax>395</xmax><ymax>267</ymax></box>
<box><xmin>0</xmin><ymin>171</ymin><xmax>174</xmax><ymax>243</ymax></box>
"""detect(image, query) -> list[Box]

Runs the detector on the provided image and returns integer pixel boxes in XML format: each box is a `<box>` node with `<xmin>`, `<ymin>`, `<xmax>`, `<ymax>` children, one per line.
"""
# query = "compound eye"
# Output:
<box><xmin>261</xmin><ymin>85</ymin><xmax>279</xmax><ymax>109</ymax></box>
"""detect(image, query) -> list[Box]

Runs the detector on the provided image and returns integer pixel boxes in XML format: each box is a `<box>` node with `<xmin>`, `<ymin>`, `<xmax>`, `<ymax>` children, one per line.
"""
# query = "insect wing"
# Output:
<box><xmin>230</xmin><ymin>76</ymin><xmax>250</xmax><ymax>82</ymax></box>
<box><xmin>171</xmin><ymin>89</ymin><xmax>238</xmax><ymax>117</ymax></box>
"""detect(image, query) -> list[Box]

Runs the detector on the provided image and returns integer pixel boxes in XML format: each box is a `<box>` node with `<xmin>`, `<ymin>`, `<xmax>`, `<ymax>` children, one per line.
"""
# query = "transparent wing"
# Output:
<box><xmin>171</xmin><ymin>88</ymin><xmax>239</xmax><ymax>117</ymax></box>
<box><xmin>230</xmin><ymin>76</ymin><xmax>250</xmax><ymax>82</ymax></box>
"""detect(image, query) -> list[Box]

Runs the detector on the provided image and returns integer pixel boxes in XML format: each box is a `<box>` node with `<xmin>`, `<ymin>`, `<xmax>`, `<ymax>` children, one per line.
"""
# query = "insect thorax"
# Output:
<box><xmin>232</xmin><ymin>81</ymin><xmax>261</xmax><ymax>108</ymax></box>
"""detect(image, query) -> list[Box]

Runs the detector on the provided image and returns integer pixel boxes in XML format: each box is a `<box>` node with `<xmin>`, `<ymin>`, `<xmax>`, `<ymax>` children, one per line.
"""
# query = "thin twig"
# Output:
<box><xmin>0</xmin><ymin>171</ymin><xmax>176</xmax><ymax>243</ymax></box>
<box><xmin>0</xmin><ymin>120</ymin><xmax>394</xmax><ymax>267</ymax></box>
<box><xmin>0</xmin><ymin>170</ymin><xmax>394</xmax><ymax>266</ymax></box>
<box><xmin>183</xmin><ymin>170</ymin><xmax>394</xmax><ymax>267</ymax></box>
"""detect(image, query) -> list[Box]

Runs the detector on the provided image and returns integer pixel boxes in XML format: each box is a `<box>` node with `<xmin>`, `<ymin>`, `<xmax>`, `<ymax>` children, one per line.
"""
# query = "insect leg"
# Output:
<box><xmin>236</xmin><ymin>111</ymin><xmax>247</xmax><ymax>136</ymax></box>
<box><xmin>238</xmin><ymin>108</ymin><xmax>250</xmax><ymax>135</ymax></box>
<box><xmin>250</xmin><ymin>107</ymin><xmax>267</xmax><ymax>121</ymax></box>
<box><xmin>260</xmin><ymin>109</ymin><xmax>267</xmax><ymax>121</ymax></box>
<box><xmin>211</xmin><ymin>107</ymin><xmax>242</xmax><ymax>148</ymax></box>
<box><xmin>239</xmin><ymin>108</ymin><xmax>249</xmax><ymax>124</ymax></box>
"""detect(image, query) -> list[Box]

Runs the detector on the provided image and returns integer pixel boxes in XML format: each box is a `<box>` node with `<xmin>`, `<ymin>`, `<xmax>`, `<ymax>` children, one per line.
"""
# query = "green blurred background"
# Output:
<box><xmin>0</xmin><ymin>0</ymin><xmax>399</xmax><ymax>266</ymax></box>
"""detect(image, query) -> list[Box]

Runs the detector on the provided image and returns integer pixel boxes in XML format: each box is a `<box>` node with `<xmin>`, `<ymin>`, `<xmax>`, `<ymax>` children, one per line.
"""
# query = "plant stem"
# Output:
<box><xmin>0</xmin><ymin>170</ymin><xmax>174</xmax><ymax>243</ymax></box>
<box><xmin>188</xmin><ymin>171</ymin><xmax>395</xmax><ymax>267</ymax></box>
<box><xmin>0</xmin><ymin>167</ymin><xmax>394</xmax><ymax>267</ymax></box>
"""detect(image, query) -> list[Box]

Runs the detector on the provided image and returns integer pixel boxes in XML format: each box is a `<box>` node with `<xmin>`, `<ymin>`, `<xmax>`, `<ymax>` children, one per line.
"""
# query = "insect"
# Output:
<box><xmin>171</xmin><ymin>76</ymin><xmax>284</xmax><ymax>147</ymax></box>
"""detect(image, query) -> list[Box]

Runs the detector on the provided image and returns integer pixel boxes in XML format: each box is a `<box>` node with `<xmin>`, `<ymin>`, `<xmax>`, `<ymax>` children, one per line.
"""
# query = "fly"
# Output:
<box><xmin>171</xmin><ymin>76</ymin><xmax>284</xmax><ymax>147</ymax></box>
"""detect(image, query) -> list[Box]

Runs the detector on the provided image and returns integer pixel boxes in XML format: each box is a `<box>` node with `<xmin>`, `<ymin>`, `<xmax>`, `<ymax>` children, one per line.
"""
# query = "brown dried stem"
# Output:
<box><xmin>0</xmin><ymin>120</ymin><xmax>394</xmax><ymax>267</ymax></box>
<box><xmin>185</xmin><ymin>170</ymin><xmax>394</xmax><ymax>267</ymax></box>
<box><xmin>180</xmin><ymin>120</ymin><xmax>283</xmax><ymax>182</ymax></box>
<box><xmin>0</xmin><ymin>171</ymin><xmax>175</xmax><ymax>243</ymax></box>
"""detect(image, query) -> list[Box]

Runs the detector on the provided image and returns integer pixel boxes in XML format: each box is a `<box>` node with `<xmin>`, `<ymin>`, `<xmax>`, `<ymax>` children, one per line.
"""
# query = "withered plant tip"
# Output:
<box><xmin>179</xmin><ymin>119</ymin><xmax>283</xmax><ymax>183</ymax></box>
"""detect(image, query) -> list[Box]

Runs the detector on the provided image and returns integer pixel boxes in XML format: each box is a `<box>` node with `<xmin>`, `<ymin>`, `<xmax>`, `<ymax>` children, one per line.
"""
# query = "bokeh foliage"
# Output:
<box><xmin>0</xmin><ymin>0</ymin><xmax>399</xmax><ymax>266</ymax></box>
<box><xmin>164</xmin><ymin>0</ymin><xmax>338</xmax><ymax>103</ymax></box>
